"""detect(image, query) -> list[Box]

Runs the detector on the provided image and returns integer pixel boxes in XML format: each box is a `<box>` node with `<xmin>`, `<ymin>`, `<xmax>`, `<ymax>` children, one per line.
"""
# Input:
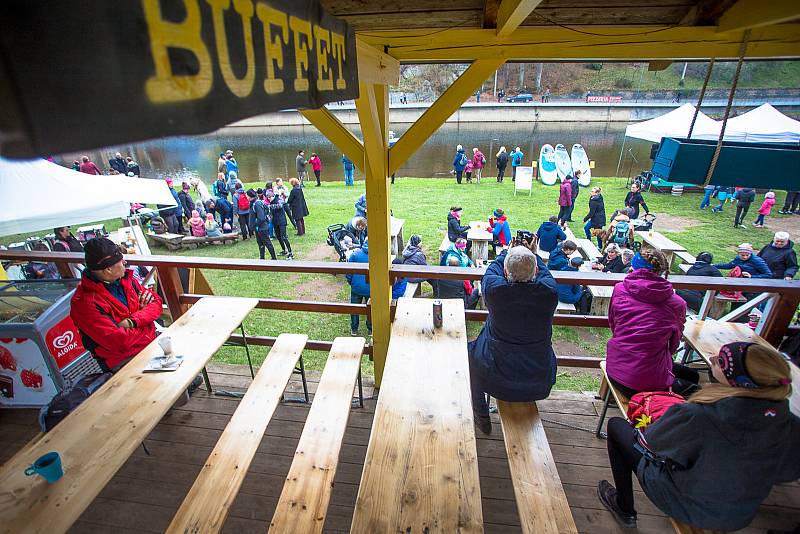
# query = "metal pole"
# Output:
<box><xmin>493</xmin><ymin>70</ymin><xmax>498</xmax><ymax>97</ymax></box>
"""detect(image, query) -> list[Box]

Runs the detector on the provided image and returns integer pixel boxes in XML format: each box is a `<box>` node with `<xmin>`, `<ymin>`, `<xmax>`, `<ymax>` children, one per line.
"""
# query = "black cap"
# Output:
<box><xmin>84</xmin><ymin>237</ymin><xmax>123</xmax><ymax>271</ymax></box>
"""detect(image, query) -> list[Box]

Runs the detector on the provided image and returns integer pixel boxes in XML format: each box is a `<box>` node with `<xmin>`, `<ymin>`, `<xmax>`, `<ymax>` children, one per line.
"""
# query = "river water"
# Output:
<box><xmin>75</xmin><ymin>121</ymin><xmax>655</xmax><ymax>182</ymax></box>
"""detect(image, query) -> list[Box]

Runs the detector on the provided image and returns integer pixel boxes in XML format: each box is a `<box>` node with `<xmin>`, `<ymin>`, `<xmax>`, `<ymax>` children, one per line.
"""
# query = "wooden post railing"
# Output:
<box><xmin>2</xmin><ymin>251</ymin><xmax>799</xmax><ymax>360</ymax></box>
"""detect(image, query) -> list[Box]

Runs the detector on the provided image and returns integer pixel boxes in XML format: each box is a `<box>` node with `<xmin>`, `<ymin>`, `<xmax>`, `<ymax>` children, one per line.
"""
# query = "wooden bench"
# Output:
<box><xmin>269</xmin><ymin>336</ymin><xmax>365</xmax><ymax>533</ymax></box>
<box><xmin>595</xmin><ymin>360</ymin><xmax>630</xmax><ymax>437</ymax></box>
<box><xmin>403</xmin><ymin>280</ymin><xmax>420</xmax><ymax>297</ymax></box>
<box><xmin>557</xmin><ymin>301</ymin><xmax>576</xmax><ymax>314</ymax></box>
<box><xmin>575</xmin><ymin>238</ymin><xmax>602</xmax><ymax>261</ymax></box>
<box><xmin>390</xmin><ymin>216</ymin><xmax>405</xmax><ymax>255</ymax></box>
<box><xmin>180</xmin><ymin>232</ymin><xmax>240</xmax><ymax>249</ymax></box>
<box><xmin>497</xmin><ymin>400</ymin><xmax>578</xmax><ymax>534</ymax></box>
<box><xmin>167</xmin><ymin>333</ymin><xmax>309</xmax><ymax>534</ymax></box>
<box><xmin>352</xmin><ymin>297</ymin><xmax>483</xmax><ymax>531</ymax></box>
<box><xmin>674</xmin><ymin>250</ymin><xmax>696</xmax><ymax>264</ymax></box>
<box><xmin>0</xmin><ymin>297</ymin><xmax>258</xmax><ymax>533</ymax></box>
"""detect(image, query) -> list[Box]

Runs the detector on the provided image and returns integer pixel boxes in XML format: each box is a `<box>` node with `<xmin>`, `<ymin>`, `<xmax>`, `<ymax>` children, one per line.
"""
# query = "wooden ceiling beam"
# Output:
<box><xmin>357</xmin><ymin>25</ymin><xmax>800</xmax><ymax>61</ymax></box>
<box><xmin>716</xmin><ymin>0</ymin><xmax>800</xmax><ymax>33</ymax></box>
<box><xmin>496</xmin><ymin>0</ymin><xmax>544</xmax><ymax>36</ymax></box>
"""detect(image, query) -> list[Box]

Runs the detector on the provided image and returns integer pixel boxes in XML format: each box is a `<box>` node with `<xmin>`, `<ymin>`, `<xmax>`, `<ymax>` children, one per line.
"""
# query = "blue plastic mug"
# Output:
<box><xmin>24</xmin><ymin>452</ymin><xmax>63</xmax><ymax>483</ymax></box>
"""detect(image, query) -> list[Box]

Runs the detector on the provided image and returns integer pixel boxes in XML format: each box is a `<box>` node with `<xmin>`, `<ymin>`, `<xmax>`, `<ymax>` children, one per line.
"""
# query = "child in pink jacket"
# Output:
<box><xmin>754</xmin><ymin>191</ymin><xmax>776</xmax><ymax>228</ymax></box>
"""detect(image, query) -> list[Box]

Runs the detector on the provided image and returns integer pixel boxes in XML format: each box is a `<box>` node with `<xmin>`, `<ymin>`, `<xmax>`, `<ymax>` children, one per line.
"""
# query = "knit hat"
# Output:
<box><xmin>246</xmin><ymin>188</ymin><xmax>256</xmax><ymax>198</ymax></box>
<box><xmin>696</xmin><ymin>252</ymin><xmax>713</xmax><ymax>263</ymax></box>
<box><xmin>737</xmin><ymin>243</ymin><xmax>754</xmax><ymax>253</ymax></box>
<box><xmin>84</xmin><ymin>237</ymin><xmax>123</xmax><ymax>271</ymax></box>
<box><xmin>410</xmin><ymin>234</ymin><xmax>421</xmax><ymax>247</ymax></box>
<box><xmin>766</xmin><ymin>191</ymin><xmax>775</xmax><ymax>199</ymax></box>
<box><xmin>191</xmin><ymin>210</ymin><xmax>199</xmax><ymax>218</ymax></box>
<box><xmin>493</xmin><ymin>209</ymin><xmax>504</xmax><ymax>217</ymax></box>
<box><xmin>569</xmin><ymin>257</ymin><xmax>584</xmax><ymax>267</ymax></box>
<box><xmin>716</xmin><ymin>342</ymin><xmax>791</xmax><ymax>389</ymax></box>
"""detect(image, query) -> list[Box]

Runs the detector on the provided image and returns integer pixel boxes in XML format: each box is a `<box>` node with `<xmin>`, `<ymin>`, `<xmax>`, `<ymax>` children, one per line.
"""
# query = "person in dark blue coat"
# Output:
<box><xmin>547</xmin><ymin>240</ymin><xmax>577</xmax><ymax>272</ymax></box>
<box><xmin>557</xmin><ymin>257</ymin><xmax>592</xmax><ymax>313</ymax></box>
<box><xmin>713</xmin><ymin>243</ymin><xmax>772</xmax><ymax>279</ymax></box>
<box><xmin>452</xmin><ymin>144</ymin><xmax>468</xmax><ymax>184</ymax></box>
<box><xmin>536</xmin><ymin>216</ymin><xmax>567</xmax><ymax>253</ymax></box>
<box><xmin>468</xmin><ymin>238</ymin><xmax>559</xmax><ymax>434</ymax></box>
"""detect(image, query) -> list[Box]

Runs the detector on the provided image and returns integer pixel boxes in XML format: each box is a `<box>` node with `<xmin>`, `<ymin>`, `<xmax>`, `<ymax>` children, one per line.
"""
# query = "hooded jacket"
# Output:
<box><xmin>536</xmin><ymin>221</ymin><xmax>567</xmax><ymax>253</ymax></box>
<box><xmin>606</xmin><ymin>269</ymin><xmax>686</xmax><ymax>392</ymax></box>
<box><xmin>447</xmin><ymin>212</ymin><xmax>469</xmax><ymax>242</ymax></box>
<box><xmin>468</xmin><ymin>250</ymin><xmax>558</xmax><ymax>401</ymax></box>
<box><xmin>584</xmin><ymin>193</ymin><xmax>607</xmax><ymax>228</ymax></box>
<box><xmin>624</xmin><ymin>191</ymin><xmax>649</xmax><ymax>219</ymax></box>
<box><xmin>569</xmin><ymin>175</ymin><xmax>580</xmax><ymax>200</ymax></box>
<box><xmin>675</xmin><ymin>260</ymin><xmax>722</xmax><ymax>310</ymax></box>
<box><xmin>341</xmin><ymin>155</ymin><xmax>354</xmax><ymax>171</ymax></box>
<box><xmin>758</xmin><ymin>241</ymin><xmax>798</xmax><ymax>279</ymax></box>
<box><xmin>714</xmin><ymin>254</ymin><xmax>772</xmax><ymax>278</ymax></box>
<box><xmin>511</xmin><ymin>150</ymin><xmax>523</xmax><ymax>167</ymax></box>
<box><xmin>736</xmin><ymin>187</ymin><xmax>756</xmax><ymax>207</ymax></box>
<box><xmin>354</xmin><ymin>194</ymin><xmax>367</xmax><ymax>218</ymax></box>
<box><xmin>556</xmin><ymin>265</ymin><xmax>584</xmax><ymax>304</ymax></box>
<box><xmin>70</xmin><ymin>270</ymin><xmax>163</xmax><ymax>370</ymax></box>
<box><xmin>638</xmin><ymin>397</ymin><xmax>800</xmax><ymax>531</ymax></box>
<box><xmin>346</xmin><ymin>243</ymin><xmax>371</xmax><ymax>297</ymax></box>
<box><xmin>496</xmin><ymin>151</ymin><xmax>509</xmax><ymax>169</ymax></box>
<box><xmin>440</xmin><ymin>243</ymin><xmax>472</xmax><ymax>267</ymax></box>
<box><xmin>308</xmin><ymin>155</ymin><xmax>322</xmax><ymax>172</ymax></box>
<box><xmin>489</xmin><ymin>215</ymin><xmax>511</xmax><ymax>246</ymax></box>
<box><xmin>178</xmin><ymin>190</ymin><xmax>194</xmax><ymax>217</ymax></box>
<box><xmin>452</xmin><ymin>148</ymin><xmax>468</xmax><ymax>172</ymax></box>
<box><xmin>287</xmin><ymin>185</ymin><xmax>309</xmax><ymax>219</ymax></box>
<box><xmin>757</xmin><ymin>196</ymin><xmax>775</xmax><ymax>215</ymax></box>
<box><xmin>548</xmin><ymin>246</ymin><xmax>570</xmax><ymax>272</ymax></box>
<box><xmin>472</xmin><ymin>150</ymin><xmax>485</xmax><ymax>169</ymax></box>
<box><xmin>558</xmin><ymin>180</ymin><xmax>573</xmax><ymax>207</ymax></box>
<box><xmin>170</xmin><ymin>187</ymin><xmax>183</xmax><ymax>218</ymax></box>
<box><xmin>400</xmin><ymin>243</ymin><xmax>427</xmax><ymax>283</ymax></box>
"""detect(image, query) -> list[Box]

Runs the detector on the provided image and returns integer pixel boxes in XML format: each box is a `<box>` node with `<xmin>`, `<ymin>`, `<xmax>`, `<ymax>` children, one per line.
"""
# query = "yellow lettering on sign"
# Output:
<box><xmin>313</xmin><ymin>24</ymin><xmax>333</xmax><ymax>92</ymax></box>
<box><xmin>289</xmin><ymin>16</ymin><xmax>312</xmax><ymax>92</ymax></box>
<box><xmin>256</xmin><ymin>4</ymin><xmax>288</xmax><ymax>95</ymax></box>
<box><xmin>330</xmin><ymin>31</ymin><xmax>347</xmax><ymax>90</ymax></box>
<box><xmin>142</xmin><ymin>0</ymin><xmax>212</xmax><ymax>103</ymax></box>
<box><xmin>206</xmin><ymin>0</ymin><xmax>256</xmax><ymax>98</ymax></box>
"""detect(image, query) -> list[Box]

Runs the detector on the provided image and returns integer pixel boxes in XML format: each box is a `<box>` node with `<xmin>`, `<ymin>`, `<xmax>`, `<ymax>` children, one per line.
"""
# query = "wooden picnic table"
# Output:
<box><xmin>351</xmin><ymin>297</ymin><xmax>483</xmax><ymax>532</ymax></box>
<box><xmin>636</xmin><ymin>230</ymin><xmax>686</xmax><ymax>267</ymax></box>
<box><xmin>390</xmin><ymin>216</ymin><xmax>405</xmax><ymax>255</ymax></box>
<box><xmin>578</xmin><ymin>262</ymin><xmax>614</xmax><ymax>315</ymax></box>
<box><xmin>682</xmin><ymin>319</ymin><xmax>800</xmax><ymax>416</ymax></box>
<box><xmin>0</xmin><ymin>296</ymin><xmax>258</xmax><ymax>534</ymax></box>
<box><xmin>468</xmin><ymin>221</ymin><xmax>494</xmax><ymax>262</ymax></box>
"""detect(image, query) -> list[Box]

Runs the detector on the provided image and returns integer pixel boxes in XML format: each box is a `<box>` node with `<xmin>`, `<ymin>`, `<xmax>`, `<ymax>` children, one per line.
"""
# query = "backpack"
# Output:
<box><xmin>481</xmin><ymin>155</ymin><xmax>486</xmax><ymax>165</ymax></box>
<box><xmin>237</xmin><ymin>193</ymin><xmax>250</xmax><ymax>211</ymax></box>
<box><xmin>626</xmin><ymin>390</ymin><xmax>685</xmax><ymax>429</ymax></box>
<box><xmin>612</xmin><ymin>221</ymin><xmax>629</xmax><ymax>245</ymax></box>
<box><xmin>458</xmin><ymin>152</ymin><xmax>468</xmax><ymax>167</ymax></box>
<box><xmin>719</xmin><ymin>265</ymin><xmax>743</xmax><ymax>299</ymax></box>
<box><xmin>38</xmin><ymin>372</ymin><xmax>112</xmax><ymax>432</ymax></box>
<box><xmin>214</xmin><ymin>179</ymin><xmax>226</xmax><ymax>196</ymax></box>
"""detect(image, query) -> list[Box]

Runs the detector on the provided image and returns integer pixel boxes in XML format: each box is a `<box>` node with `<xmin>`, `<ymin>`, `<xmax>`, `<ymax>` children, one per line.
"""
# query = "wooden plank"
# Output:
<box><xmin>600</xmin><ymin>361</ymin><xmax>630</xmax><ymax>417</ymax></box>
<box><xmin>682</xmin><ymin>320</ymin><xmax>773</xmax><ymax>367</ymax></box>
<box><xmin>636</xmin><ymin>231</ymin><xmax>686</xmax><ymax>253</ymax></box>
<box><xmin>497</xmin><ymin>0</ymin><xmax>545</xmax><ymax>36</ymax></box>
<box><xmin>269</xmin><ymin>336</ymin><xmax>365</xmax><ymax>534</ymax></box>
<box><xmin>0</xmin><ymin>296</ymin><xmax>258</xmax><ymax>534</ymax></box>
<box><xmin>166</xmin><ymin>333</ymin><xmax>308</xmax><ymax>534</ymax></box>
<box><xmin>497</xmin><ymin>400</ymin><xmax>578</xmax><ymax>534</ymax></box>
<box><xmin>351</xmin><ymin>297</ymin><xmax>483</xmax><ymax>532</ymax></box>
<box><xmin>717</xmin><ymin>0</ymin><xmax>800</xmax><ymax>33</ymax></box>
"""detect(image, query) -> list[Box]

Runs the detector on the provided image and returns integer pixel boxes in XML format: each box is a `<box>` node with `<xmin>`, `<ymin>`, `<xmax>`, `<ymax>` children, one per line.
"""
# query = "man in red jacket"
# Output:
<box><xmin>70</xmin><ymin>238</ymin><xmax>162</xmax><ymax>372</ymax></box>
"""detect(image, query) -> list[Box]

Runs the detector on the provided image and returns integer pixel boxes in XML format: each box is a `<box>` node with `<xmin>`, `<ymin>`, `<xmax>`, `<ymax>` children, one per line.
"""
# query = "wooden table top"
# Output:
<box><xmin>0</xmin><ymin>296</ymin><xmax>258</xmax><ymax>534</ymax></box>
<box><xmin>351</xmin><ymin>297</ymin><xmax>483</xmax><ymax>532</ymax></box>
<box><xmin>578</xmin><ymin>263</ymin><xmax>614</xmax><ymax>298</ymax></box>
<box><xmin>636</xmin><ymin>231</ymin><xmax>686</xmax><ymax>252</ymax></box>
<box><xmin>468</xmin><ymin>221</ymin><xmax>493</xmax><ymax>241</ymax></box>
<box><xmin>682</xmin><ymin>320</ymin><xmax>771</xmax><ymax>366</ymax></box>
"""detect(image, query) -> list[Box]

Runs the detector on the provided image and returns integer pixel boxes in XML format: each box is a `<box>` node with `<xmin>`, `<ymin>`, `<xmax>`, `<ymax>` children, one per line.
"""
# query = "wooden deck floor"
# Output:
<box><xmin>2</xmin><ymin>363</ymin><xmax>798</xmax><ymax>533</ymax></box>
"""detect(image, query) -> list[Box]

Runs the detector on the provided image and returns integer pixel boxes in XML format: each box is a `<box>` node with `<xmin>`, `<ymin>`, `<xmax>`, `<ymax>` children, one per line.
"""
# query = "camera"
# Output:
<box><xmin>516</xmin><ymin>230</ymin><xmax>534</xmax><ymax>244</ymax></box>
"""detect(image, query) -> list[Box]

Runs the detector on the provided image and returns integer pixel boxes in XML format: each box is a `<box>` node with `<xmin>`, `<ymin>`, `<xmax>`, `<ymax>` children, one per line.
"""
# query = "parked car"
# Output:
<box><xmin>507</xmin><ymin>93</ymin><xmax>533</xmax><ymax>103</ymax></box>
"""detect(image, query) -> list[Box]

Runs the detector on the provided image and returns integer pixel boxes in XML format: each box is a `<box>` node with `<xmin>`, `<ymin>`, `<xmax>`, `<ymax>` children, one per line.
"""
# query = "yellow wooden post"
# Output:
<box><xmin>355</xmin><ymin>82</ymin><xmax>391</xmax><ymax>387</ymax></box>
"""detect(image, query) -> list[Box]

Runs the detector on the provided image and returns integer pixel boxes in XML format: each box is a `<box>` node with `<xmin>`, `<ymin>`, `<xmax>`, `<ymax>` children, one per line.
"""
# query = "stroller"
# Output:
<box><xmin>326</xmin><ymin>224</ymin><xmax>347</xmax><ymax>262</ymax></box>
<box><xmin>631</xmin><ymin>213</ymin><xmax>657</xmax><ymax>232</ymax></box>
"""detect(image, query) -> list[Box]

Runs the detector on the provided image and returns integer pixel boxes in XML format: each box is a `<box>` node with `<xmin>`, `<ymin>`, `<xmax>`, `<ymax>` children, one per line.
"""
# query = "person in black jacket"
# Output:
<box><xmin>779</xmin><ymin>190</ymin><xmax>800</xmax><ymax>214</ymax></box>
<box><xmin>734</xmin><ymin>187</ymin><xmax>756</xmax><ymax>228</ymax></box>
<box><xmin>109</xmin><ymin>152</ymin><xmax>126</xmax><ymax>175</ymax></box>
<box><xmin>583</xmin><ymin>187</ymin><xmax>606</xmax><ymax>248</ymax></box>
<box><xmin>430</xmin><ymin>255</ymin><xmax>480</xmax><ymax>309</ymax></box>
<box><xmin>399</xmin><ymin>235</ymin><xmax>428</xmax><ymax>283</ymax></box>
<box><xmin>286</xmin><ymin>178</ymin><xmax>309</xmax><ymax>236</ymax></box>
<box><xmin>598</xmin><ymin>341</ymin><xmax>800</xmax><ymax>530</ymax></box>
<box><xmin>266</xmin><ymin>186</ymin><xmax>293</xmax><ymax>259</ymax></box>
<box><xmin>247</xmin><ymin>189</ymin><xmax>276</xmax><ymax>260</ymax></box>
<box><xmin>52</xmin><ymin>227</ymin><xmax>84</xmax><ymax>253</ymax></box>
<box><xmin>591</xmin><ymin>244</ymin><xmax>626</xmax><ymax>273</ymax></box>
<box><xmin>177</xmin><ymin>183</ymin><xmax>194</xmax><ymax>221</ymax></box>
<box><xmin>624</xmin><ymin>183</ymin><xmax>649</xmax><ymax>220</ymax></box>
<box><xmin>447</xmin><ymin>206</ymin><xmax>471</xmax><ymax>254</ymax></box>
<box><xmin>675</xmin><ymin>252</ymin><xmax>722</xmax><ymax>312</ymax></box>
<box><xmin>758</xmin><ymin>232</ymin><xmax>798</xmax><ymax>280</ymax></box>
<box><xmin>496</xmin><ymin>147</ymin><xmax>509</xmax><ymax>183</ymax></box>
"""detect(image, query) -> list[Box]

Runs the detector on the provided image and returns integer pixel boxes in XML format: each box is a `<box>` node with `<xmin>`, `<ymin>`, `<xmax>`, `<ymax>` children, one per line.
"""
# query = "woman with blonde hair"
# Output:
<box><xmin>599</xmin><ymin>341</ymin><xmax>799</xmax><ymax>530</ymax></box>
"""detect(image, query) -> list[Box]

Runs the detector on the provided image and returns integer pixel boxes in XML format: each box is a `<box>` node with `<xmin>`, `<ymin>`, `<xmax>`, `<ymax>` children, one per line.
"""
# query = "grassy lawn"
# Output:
<box><xmin>6</xmin><ymin>176</ymin><xmax>792</xmax><ymax>391</ymax></box>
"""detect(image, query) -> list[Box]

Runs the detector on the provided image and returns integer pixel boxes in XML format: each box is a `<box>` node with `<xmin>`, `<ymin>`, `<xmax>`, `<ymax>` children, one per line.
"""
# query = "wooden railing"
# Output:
<box><xmin>3</xmin><ymin>250</ymin><xmax>799</xmax><ymax>368</ymax></box>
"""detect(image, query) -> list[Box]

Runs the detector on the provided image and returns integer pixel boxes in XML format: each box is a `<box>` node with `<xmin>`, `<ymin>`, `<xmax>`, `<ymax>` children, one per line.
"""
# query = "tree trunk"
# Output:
<box><xmin>518</xmin><ymin>63</ymin><xmax>526</xmax><ymax>90</ymax></box>
<box><xmin>535</xmin><ymin>63</ymin><xmax>544</xmax><ymax>92</ymax></box>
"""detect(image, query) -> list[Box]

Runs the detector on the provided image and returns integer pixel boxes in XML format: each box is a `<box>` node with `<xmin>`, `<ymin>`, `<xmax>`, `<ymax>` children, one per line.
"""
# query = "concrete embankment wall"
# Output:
<box><xmin>225</xmin><ymin>101</ymin><xmax>800</xmax><ymax>129</ymax></box>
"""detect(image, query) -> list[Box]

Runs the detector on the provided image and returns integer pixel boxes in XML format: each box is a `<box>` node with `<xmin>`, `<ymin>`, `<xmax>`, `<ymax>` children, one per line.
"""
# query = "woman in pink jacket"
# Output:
<box><xmin>308</xmin><ymin>153</ymin><xmax>323</xmax><ymax>187</ymax></box>
<box><xmin>472</xmin><ymin>147</ymin><xmax>485</xmax><ymax>184</ymax></box>
<box><xmin>557</xmin><ymin>176</ymin><xmax>572</xmax><ymax>225</ymax></box>
<box><xmin>753</xmin><ymin>191</ymin><xmax>776</xmax><ymax>228</ymax></box>
<box><xmin>606</xmin><ymin>248</ymin><xmax>699</xmax><ymax>398</ymax></box>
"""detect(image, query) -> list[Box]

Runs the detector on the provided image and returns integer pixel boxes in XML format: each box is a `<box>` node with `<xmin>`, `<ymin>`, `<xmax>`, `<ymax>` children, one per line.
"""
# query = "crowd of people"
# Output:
<box><xmin>700</xmin><ymin>185</ymin><xmax>781</xmax><ymax>229</ymax></box>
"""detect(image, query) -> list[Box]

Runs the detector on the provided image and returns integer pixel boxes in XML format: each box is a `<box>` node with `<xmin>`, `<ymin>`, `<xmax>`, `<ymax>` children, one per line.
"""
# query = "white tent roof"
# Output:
<box><xmin>0</xmin><ymin>158</ymin><xmax>176</xmax><ymax>236</ymax></box>
<box><xmin>624</xmin><ymin>103</ymin><xmax>734</xmax><ymax>143</ymax></box>
<box><xmin>726</xmin><ymin>103</ymin><xmax>800</xmax><ymax>144</ymax></box>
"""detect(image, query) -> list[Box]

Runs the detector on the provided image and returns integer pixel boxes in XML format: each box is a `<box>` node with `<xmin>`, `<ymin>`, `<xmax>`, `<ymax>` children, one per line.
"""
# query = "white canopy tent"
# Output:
<box><xmin>0</xmin><ymin>158</ymin><xmax>175</xmax><ymax>236</ymax></box>
<box><xmin>624</xmin><ymin>103</ymin><xmax>730</xmax><ymax>143</ymax></box>
<box><xmin>726</xmin><ymin>103</ymin><xmax>800</xmax><ymax>144</ymax></box>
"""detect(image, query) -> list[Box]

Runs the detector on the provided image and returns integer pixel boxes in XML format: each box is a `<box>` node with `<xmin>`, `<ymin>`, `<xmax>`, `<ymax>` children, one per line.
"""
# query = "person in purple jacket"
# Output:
<box><xmin>606</xmin><ymin>248</ymin><xmax>699</xmax><ymax>398</ymax></box>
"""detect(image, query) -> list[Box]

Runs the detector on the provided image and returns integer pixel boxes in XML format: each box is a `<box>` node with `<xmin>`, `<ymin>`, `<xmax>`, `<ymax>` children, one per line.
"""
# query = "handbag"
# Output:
<box><xmin>626</xmin><ymin>390</ymin><xmax>685</xmax><ymax>429</ymax></box>
<box><xmin>719</xmin><ymin>265</ymin><xmax>743</xmax><ymax>299</ymax></box>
